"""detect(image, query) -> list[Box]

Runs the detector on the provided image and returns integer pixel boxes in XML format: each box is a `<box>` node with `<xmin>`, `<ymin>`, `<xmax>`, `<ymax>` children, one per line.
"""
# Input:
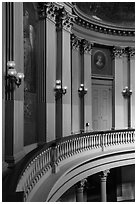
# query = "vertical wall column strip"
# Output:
<box><xmin>56</xmin><ymin>13</ymin><xmax>63</xmax><ymax>139</ymax></box>
<box><xmin>84</xmin><ymin>42</ymin><xmax>92</xmax><ymax>132</ymax></box>
<box><xmin>13</xmin><ymin>2</ymin><xmax>24</xmax><ymax>160</ymax></box>
<box><xmin>71</xmin><ymin>35</ymin><xmax>81</xmax><ymax>133</ymax></box>
<box><xmin>5</xmin><ymin>2</ymin><xmax>15</xmax><ymax>165</ymax></box>
<box><xmin>112</xmin><ymin>49</ymin><xmax>115</xmax><ymax>129</ymax></box>
<box><xmin>46</xmin><ymin>16</ymin><xmax>56</xmax><ymax>142</ymax></box>
<box><xmin>80</xmin><ymin>40</ymin><xmax>84</xmax><ymax>132</ymax></box>
<box><xmin>127</xmin><ymin>48</ymin><xmax>131</xmax><ymax>128</ymax></box>
<box><xmin>62</xmin><ymin>25</ymin><xmax>71</xmax><ymax>137</ymax></box>
<box><xmin>129</xmin><ymin>48</ymin><xmax>135</xmax><ymax>128</ymax></box>
<box><xmin>37</xmin><ymin>17</ymin><xmax>47</xmax><ymax>144</ymax></box>
<box><xmin>113</xmin><ymin>47</ymin><xmax>125</xmax><ymax>129</ymax></box>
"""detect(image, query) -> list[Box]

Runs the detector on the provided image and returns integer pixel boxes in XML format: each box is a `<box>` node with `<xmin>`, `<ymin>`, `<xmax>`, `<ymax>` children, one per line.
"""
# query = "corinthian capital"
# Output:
<box><xmin>62</xmin><ymin>13</ymin><xmax>76</xmax><ymax>32</ymax></box>
<box><xmin>71</xmin><ymin>34</ymin><xmax>80</xmax><ymax>50</ymax></box>
<box><xmin>83</xmin><ymin>40</ymin><xmax>93</xmax><ymax>55</ymax></box>
<box><xmin>112</xmin><ymin>47</ymin><xmax>126</xmax><ymax>58</ymax></box>
<box><xmin>128</xmin><ymin>47</ymin><xmax>135</xmax><ymax>58</ymax></box>
<box><xmin>100</xmin><ymin>169</ymin><xmax>110</xmax><ymax>182</ymax></box>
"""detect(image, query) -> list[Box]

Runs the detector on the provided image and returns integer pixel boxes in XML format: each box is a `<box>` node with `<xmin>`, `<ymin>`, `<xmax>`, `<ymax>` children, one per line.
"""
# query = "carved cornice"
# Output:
<box><xmin>73</xmin><ymin>6</ymin><xmax>135</xmax><ymax>37</ymax></box>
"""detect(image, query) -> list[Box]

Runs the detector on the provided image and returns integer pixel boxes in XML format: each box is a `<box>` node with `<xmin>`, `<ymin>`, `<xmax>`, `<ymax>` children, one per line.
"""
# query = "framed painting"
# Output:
<box><xmin>94</xmin><ymin>50</ymin><xmax>106</xmax><ymax>70</ymax></box>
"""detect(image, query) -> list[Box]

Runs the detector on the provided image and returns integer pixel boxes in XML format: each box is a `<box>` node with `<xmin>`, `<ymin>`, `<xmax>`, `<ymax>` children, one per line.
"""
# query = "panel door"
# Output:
<box><xmin>92</xmin><ymin>83</ymin><xmax>112</xmax><ymax>131</ymax></box>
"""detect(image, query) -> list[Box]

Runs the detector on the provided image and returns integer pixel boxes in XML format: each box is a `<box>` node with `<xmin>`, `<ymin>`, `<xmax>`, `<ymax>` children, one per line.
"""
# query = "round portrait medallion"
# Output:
<box><xmin>94</xmin><ymin>50</ymin><xmax>106</xmax><ymax>70</ymax></box>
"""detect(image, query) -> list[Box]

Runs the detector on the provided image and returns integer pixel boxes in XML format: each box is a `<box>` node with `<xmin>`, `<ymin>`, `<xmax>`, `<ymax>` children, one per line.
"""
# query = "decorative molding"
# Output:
<box><xmin>73</xmin><ymin>6</ymin><xmax>135</xmax><ymax>37</ymax></box>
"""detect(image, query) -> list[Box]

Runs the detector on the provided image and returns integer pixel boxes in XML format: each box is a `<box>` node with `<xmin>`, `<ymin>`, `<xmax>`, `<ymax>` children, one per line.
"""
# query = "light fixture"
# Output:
<box><xmin>54</xmin><ymin>80</ymin><xmax>67</xmax><ymax>99</ymax></box>
<box><xmin>122</xmin><ymin>86</ymin><xmax>132</xmax><ymax>98</ymax></box>
<box><xmin>78</xmin><ymin>84</ymin><xmax>88</xmax><ymax>97</ymax></box>
<box><xmin>7</xmin><ymin>61</ymin><xmax>24</xmax><ymax>87</ymax></box>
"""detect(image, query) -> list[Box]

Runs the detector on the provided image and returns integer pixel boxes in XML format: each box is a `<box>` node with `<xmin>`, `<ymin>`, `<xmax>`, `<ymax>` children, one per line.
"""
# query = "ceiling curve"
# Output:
<box><xmin>75</xmin><ymin>2</ymin><xmax>135</xmax><ymax>28</ymax></box>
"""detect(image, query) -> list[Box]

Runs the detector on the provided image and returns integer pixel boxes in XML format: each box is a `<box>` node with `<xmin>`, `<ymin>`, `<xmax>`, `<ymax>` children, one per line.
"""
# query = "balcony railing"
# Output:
<box><xmin>16</xmin><ymin>128</ymin><xmax>135</xmax><ymax>201</ymax></box>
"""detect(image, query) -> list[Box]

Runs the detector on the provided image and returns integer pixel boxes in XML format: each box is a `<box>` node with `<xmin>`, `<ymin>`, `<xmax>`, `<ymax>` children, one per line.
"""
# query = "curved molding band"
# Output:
<box><xmin>73</xmin><ymin>5</ymin><xmax>135</xmax><ymax>37</ymax></box>
<box><xmin>47</xmin><ymin>149</ymin><xmax>135</xmax><ymax>202</ymax></box>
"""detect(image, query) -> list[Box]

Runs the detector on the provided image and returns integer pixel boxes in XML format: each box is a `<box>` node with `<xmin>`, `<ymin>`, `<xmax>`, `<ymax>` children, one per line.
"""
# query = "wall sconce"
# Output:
<box><xmin>78</xmin><ymin>84</ymin><xmax>88</xmax><ymax>97</ymax></box>
<box><xmin>54</xmin><ymin>80</ymin><xmax>67</xmax><ymax>99</ymax></box>
<box><xmin>7</xmin><ymin>61</ymin><xmax>24</xmax><ymax>87</ymax></box>
<box><xmin>122</xmin><ymin>86</ymin><xmax>132</xmax><ymax>98</ymax></box>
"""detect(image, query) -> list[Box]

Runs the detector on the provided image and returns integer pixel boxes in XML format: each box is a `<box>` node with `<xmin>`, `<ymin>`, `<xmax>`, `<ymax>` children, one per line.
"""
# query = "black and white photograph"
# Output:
<box><xmin>2</xmin><ymin>2</ymin><xmax>135</xmax><ymax>202</ymax></box>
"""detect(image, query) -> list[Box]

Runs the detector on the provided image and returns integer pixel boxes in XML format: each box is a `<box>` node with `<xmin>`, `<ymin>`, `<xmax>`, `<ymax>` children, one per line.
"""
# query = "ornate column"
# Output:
<box><xmin>100</xmin><ymin>170</ymin><xmax>110</xmax><ymax>202</ymax></box>
<box><xmin>126</xmin><ymin>47</ymin><xmax>132</xmax><ymax>128</ymax></box>
<box><xmin>129</xmin><ymin>47</ymin><xmax>135</xmax><ymax>128</ymax></box>
<box><xmin>112</xmin><ymin>47</ymin><xmax>127</xmax><ymax>129</ymax></box>
<box><xmin>71</xmin><ymin>34</ymin><xmax>81</xmax><ymax>133</ymax></box>
<box><xmin>79</xmin><ymin>39</ymin><xmax>85</xmax><ymax>132</ymax></box>
<box><xmin>76</xmin><ymin>179</ymin><xmax>87</xmax><ymax>202</ymax></box>
<box><xmin>55</xmin><ymin>5</ymin><xmax>74</xmax><ymax>138</ymax></box>
<box><xmin>5</xmin><ymin>2</ymin><xmax>24</xmax><ymax>166</ymax></box>
<box><xmin>37</xmin><ymin>3</ymin><xmax>57</xmax><ymax>143</ymax></box>
<box><xmin>83</xmin><ymin>40</ymin><xmax>93</xmax><ymax>132</ymax></box>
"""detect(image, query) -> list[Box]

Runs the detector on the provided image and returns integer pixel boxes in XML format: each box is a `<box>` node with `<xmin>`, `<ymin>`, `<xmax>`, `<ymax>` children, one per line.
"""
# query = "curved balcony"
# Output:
<box><xmin>8</xmin><ymin>128</ymin><xmax>135</xmax><ymax>201</ymax></box>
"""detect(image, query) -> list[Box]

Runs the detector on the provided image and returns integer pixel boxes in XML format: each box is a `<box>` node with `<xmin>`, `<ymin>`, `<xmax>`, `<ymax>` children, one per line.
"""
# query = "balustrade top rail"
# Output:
<box><xmin>14</xmin><ymin>128</ymin><xmax>135</xmax><ymax>201</ymax></box>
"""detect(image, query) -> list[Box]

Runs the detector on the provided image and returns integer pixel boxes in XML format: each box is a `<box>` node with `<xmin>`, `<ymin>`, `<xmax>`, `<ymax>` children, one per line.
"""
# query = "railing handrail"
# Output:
<box><xmin>53</xmin><ymin>128</ymin><xmax>135</xmax><ymax>146</ymax></box>
<box><xmin>12</xmin><ymin>128</ymin><xmax>135</xmax><ymax>201</ymax></box>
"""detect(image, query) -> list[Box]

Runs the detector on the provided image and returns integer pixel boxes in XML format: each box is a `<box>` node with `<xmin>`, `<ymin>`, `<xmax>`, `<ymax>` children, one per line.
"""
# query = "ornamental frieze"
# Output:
<box><xmin>75</xmin><ymin>16</ymin><xmax>135</xmax><ymax>37</ymax></box>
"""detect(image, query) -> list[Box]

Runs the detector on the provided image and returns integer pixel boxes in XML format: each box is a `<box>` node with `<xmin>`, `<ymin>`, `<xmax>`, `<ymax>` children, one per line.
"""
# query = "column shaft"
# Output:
<box><xmin>76</xmin><ymin>187</ymin><xmax>84</xmax><ymax>202</ymax></box>
<box><xmin>100</xmin><ymin>170</ymin><xmax>109</xmax><ymax>202</ymax></box>
<box><xmin>101</xmin><ymin>177</ymin><xmax>107</xmax><ymax>202</ymax></box>
<box><xmin>84</xmin><ymin>44</ymin><xmax>92</xmax><ymax>132</ymax></box>
<box><xmin>71</xmin><ymin>45</ymin><xmax>81</xmax><ymax>133</ymax></box>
